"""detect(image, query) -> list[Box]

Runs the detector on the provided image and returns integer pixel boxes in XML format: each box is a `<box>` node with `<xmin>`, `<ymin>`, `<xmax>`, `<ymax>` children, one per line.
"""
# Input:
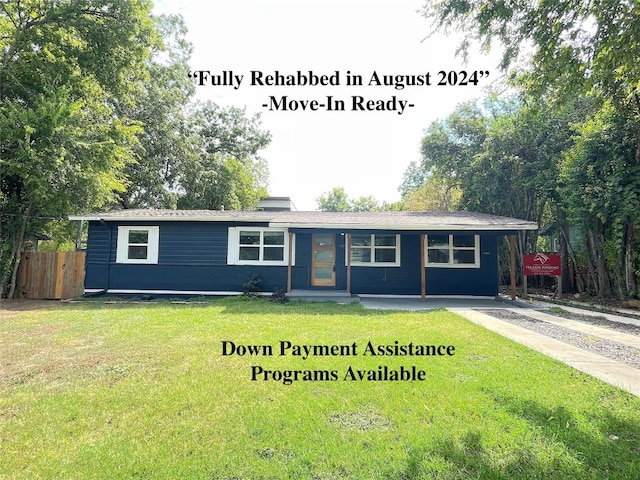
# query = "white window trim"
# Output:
<box><xmin>425</xmin><ymin>234</ymin><xmax>480</xmax><ymax>268</ymax></box>
<box><xmin>116</xmin><ymin>226</ymin><xmax>159</xmax><ymax>264</ymax></box>
<box><xmin>227</xmin><ymin>227</ymin><xmax>294</xmax><ymax>266</ymax></box>
<box><xmin>346</xmin><ymin>233</ymin><xmax>401</xmax><ymax>267</ymax></box>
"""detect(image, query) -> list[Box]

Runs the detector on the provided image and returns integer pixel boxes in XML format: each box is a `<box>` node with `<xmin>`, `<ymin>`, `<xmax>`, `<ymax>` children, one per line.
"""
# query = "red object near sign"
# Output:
<box><xmin>523</xmin><ymin>253</ymin><xmax>562</xmax><ymax>277</ymax></box>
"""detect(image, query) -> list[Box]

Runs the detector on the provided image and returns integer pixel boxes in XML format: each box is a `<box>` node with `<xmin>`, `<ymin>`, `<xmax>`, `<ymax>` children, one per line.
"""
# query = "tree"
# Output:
<box><xmin>316</xmin><ymin>187</ymin><xmax>352</xmax><ymax>212</ymax></box>
<box><xmin>191</xmin><ymin>102</ymin><xmax>271</xmax><ymax>161</ymax></box>
<box><xmin>316</xmin><ymin>187</ymin><xmax>393</xmax><ymax>212</ymax></box>
<box><xmin>411</xmin><ymin>99</ymin><xmax>488</xmax><ymax>211</ymax></box>
<box><xmin>0</xmin><ymin>0</ymin><xmax>158</xmax><ymax>297</ymax></box>
<box><xmin>399</xmin><ymin>161</ymin><xmax>431</xmax><ymax>197</ymax></box>
<box><xmin>560</xmin><ymin>102</ymin><xmax>640</xmax><ymax>298</ymax></box>
<box><xmin>176</xmin><ymin>156</ymin><xmax>268</xmax><ymax>211</ymax></box>
<box><xmin>175</xmin><ymin>102</ymin><xmax>271</xmax><ymax>210</ymax></box>
<box><xmin>119</xmin><ymin>13</ymin><xmax>196</xmax><ymax>209</ymax></box>
<box><xmin>407</xmin><ymin>94</ymin><xmax>591</xmax><ymax>290</ymax></box>
<box><xmin>418</xmin><ymin>100</ymin><xmax>489</xmax><ymax>185</ymax></box>
<box><xmin>421</xmin><ymin>0</ymin><xmax>640</xmax><ymax>299</ymax></box>
<box><xmin>351</xmin><ymin>196</ymin><xmax>382</xmax><ymax>212</ymax></box>
<box><xmin>1</xmin><ymin>0</ymin><xmax>157</xmax><ymax>101</ymax></box>
<box><xmin>421</xmin><ymin>0</ymin><xmax>640</xmax><ymax>109</ymax></box>
<box><xmin>111</xmin><ymin>17</ymin><xmax>272</xmax><ymax>212</ymax></box>
<box><xmin>0</xmin><ymin>2</ymin><xmax>273</xmax><ymax>298</ymax></box>
<box><xmin>402</xmin><ymin>177</ymin><xmax>461</xmax><ymax>211</ymax></box>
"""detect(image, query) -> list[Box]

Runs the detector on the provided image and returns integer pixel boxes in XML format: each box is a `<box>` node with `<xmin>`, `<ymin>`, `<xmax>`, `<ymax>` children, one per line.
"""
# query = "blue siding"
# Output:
<box><xmin>84</xmin><ymin>220</ymin><xmax>279</xmax><ymax>292</ymax></box>
<box><xmin>86</xmin><ymin>223</ymin><xmax>112</xmax><ymax>263</ymax></box>
<box><xmin>349</xmin><ymin>234</ymin><xmax>422</xmax><ymax>295</ymax></box>
<box><xmin>290</xmin><ymin>231</ymin><xmax>498</xmax><ymax>296</ymax></box>
<box><xmin>107</xmin><ymin>264</ymin><xmax>287</xmax><ymax>292</ymax></box>
<box><xmin>84</xmin><ymin>220</ymin><xmax>501</xmax><ymax>296</ymax></box>
<box><xmin>424</xmin><ymin>235</ymin><xmax>498</xmax><ymax>296</ymax></box>
<box><xmin>84</xmin><ymin>222</ymin><xmax>113</xmax><ymax>290</ymax></box>
<box><xmin>158</xmin><ymin>223</ymin><xmax>228</xmax><ymax>265</ymax></box>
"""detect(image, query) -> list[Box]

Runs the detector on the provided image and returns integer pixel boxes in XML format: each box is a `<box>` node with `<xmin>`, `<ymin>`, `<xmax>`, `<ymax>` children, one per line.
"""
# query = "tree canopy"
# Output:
<box><xmin>316</xmin><ymin>187</ymin><xmax>401</xmax><ymax>212</ymax></box>
<box><xmin>422</xmin><ymin>0</ymin><xmax>640</xmax><ymax>109</ymax></box>
<box><xmin>415</xmin><ymin>0</ymin><xmax>640</xmax><ymax>299</ymax></box>
<box><xmin>405</xmin><ymin>91</ymin><xmax>638</xmax><ymax>298</ymax></box>
<box><xmin>0</xmin><ymin>1</ymin><xmax>271</xmax><ymax>297</ymax></box>
<box><xmin>1</xmin><ymin>0</ymin><xmax>158</xmax><ymax>297</ymax></box>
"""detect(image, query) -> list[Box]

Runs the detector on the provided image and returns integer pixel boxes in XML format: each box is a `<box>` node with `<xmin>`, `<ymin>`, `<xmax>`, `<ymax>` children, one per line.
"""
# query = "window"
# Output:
<box><xmin>228</xmin><ymin>227</ymin><xmax>291</xmax><ymax>266</ymax></box>
<box><xmin>348</xmin><ymin>234</ymin><xmax>400</xmax><ymax>266</ymax></box>
<box><xmin>425</xmin><ymin>234</ymin><xmax>479</xmax><ymax>268</ymax></box>
<box><xmin>116</xmin><ymin>226</ymin><xmax>159</xmax><ymax>264</ymax></box>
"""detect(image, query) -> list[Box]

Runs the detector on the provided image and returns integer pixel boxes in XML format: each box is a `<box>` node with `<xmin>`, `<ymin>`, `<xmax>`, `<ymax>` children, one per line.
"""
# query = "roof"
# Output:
<box><xmin>69</xmin><ymin>209</ymin><xmax>538</xmax><ymax>231</ymax></box>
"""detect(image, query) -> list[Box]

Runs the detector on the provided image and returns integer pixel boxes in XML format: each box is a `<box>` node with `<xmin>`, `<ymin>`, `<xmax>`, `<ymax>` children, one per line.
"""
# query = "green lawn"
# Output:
<box><xmin>1</xmin><ymin>298</ymin><xmax>639</xmax><ymax>479</ymax></box>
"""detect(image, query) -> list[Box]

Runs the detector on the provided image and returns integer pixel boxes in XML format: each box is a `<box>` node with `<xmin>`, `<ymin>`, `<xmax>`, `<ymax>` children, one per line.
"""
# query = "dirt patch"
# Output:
<box><xmin>499</xmin><ymin>287</ymin><xmax>640</xmax><ymax>314</ymax></box>
<box><xmin>0</xmin><ymin>299</ymin><xmax>64</xmax><ymax>319</ymax></box>
<box><xmin>0</xmin><ymin>299</ymin><xmax>116</xmax><ymax>387</ymax></box>
<box><xmin>623</xmin><ymin>299</ymin><xmax>640</xmax><ymax>310</ymax></box>
<box><xmin>328</xmin><ymin>409</ymin><xmax>393</xmax><ymax>431</ymax></box>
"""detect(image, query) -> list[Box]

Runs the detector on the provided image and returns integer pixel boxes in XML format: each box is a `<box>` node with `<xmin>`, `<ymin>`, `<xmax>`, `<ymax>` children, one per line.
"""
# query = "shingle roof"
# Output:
<box><xmin>69</xmin><ymin>209</ymin><xmax>537</xmax><ymax>231</ymax></box>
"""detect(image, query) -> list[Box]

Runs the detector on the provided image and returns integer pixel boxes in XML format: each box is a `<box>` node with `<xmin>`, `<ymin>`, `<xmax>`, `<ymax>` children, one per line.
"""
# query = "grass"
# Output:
<box><xmin>1</xmin><ymin>297</ymin><xmax>639</xmax><ymax>479</ymax></box>
<box><xmin>548</xmin><ymin>306</ymin><xmax>607</xmax><ymax>320</ymax></box>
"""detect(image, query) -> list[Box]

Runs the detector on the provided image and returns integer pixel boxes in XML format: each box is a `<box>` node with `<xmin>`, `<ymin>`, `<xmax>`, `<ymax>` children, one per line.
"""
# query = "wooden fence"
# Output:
<box><xmin>17</xmin><ymin>251</ymin><xmax>85</xmax><ymax>299</ymax></box>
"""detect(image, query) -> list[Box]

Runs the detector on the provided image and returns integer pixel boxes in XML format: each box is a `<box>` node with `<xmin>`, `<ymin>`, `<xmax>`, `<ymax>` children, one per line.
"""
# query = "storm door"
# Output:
<box><xmin>311</xmin><ymin>233</ymin><xmax>336</xmax><ymax>286</ymax></box>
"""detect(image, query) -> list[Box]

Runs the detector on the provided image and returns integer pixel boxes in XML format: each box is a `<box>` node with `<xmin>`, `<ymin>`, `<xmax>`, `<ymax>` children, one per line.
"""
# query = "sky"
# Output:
<box><xmin>155</xmin><ymin>0</ymin><xmax>502</xmax><ymax>210</ymax></box>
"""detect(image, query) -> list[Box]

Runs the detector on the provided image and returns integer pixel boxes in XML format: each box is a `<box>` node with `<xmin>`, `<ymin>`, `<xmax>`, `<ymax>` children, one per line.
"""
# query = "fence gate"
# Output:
<box><xmin>17</xmin><ymin>251</ymin><xmax>85</xmax><ymax>299</ymax></box>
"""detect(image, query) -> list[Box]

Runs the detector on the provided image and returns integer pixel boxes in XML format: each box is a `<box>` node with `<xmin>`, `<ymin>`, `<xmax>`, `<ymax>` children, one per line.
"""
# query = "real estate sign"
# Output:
<box><xmin>523</xmin><ymin>253</ymin><xmax>561</xmax><ymax>277</ymax></box>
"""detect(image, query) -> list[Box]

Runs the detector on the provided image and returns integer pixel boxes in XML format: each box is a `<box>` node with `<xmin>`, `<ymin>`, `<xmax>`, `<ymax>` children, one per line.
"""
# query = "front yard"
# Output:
<box><xmin>1</xmin><ymin>298</ymin><xmax>638</xmax><ymax>479</ymax></box>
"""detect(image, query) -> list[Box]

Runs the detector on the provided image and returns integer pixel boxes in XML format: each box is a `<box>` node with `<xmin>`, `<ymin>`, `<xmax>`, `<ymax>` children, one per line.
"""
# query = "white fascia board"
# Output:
<box><xmin>83</xmin><ymin>288</ymin><xmax>274</xmax><ymax>296</ymax></box>
<box><xmin>68</xmin><ymin>215</ymin><xmax>102</xmax><ymax>221</ymax></box>
<box><xmin>69</xmin><ymin>215</ymin><xmax>274</xmax><ymax>222</ymax></box>
<box><xmin>68</xmin><ymin>216</ymin><xmax>538</xmax><ymax>231</ymax></box>
<box><xmin>269</xmin><ymin>222</ymin><xmax>538</xmax><ymax>231</ymax></box>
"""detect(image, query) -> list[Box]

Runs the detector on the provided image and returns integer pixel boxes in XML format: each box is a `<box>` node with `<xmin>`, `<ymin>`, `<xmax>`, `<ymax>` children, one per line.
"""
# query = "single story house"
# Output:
<box><xmin>68</xmin><ymin>209</ymin><xmax>537</xmax><ymax>299</ymax></box>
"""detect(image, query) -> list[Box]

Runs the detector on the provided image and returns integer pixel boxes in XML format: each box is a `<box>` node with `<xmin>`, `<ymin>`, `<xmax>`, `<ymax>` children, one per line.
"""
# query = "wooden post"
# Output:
<box><xmin>420</xmin><ymin>234</ymin><xmax>426</xmax><ymax>302</ymax></box>
<box><xmin>54</xmin><ymin>252</ymin><xmax>65</xmax><ymax>299</ymax></box>
<box><xmin>509</xmin><ymin>235</ymin><xmax>517</xmax><ymax>300</ymax></box>
<box><xmin>287</xmin><ymin>232</ymin><xmax>293</xmax><ymax>293</ymax></box>
<box><xmin>557</xmin><ymin>271</ymin><xmax>563</xmax><ymax>298</ymax></box>
<box><xmin>346</xmin><ymin>233</ymin><xmax>351</xmax><ymax>294</ymax></box>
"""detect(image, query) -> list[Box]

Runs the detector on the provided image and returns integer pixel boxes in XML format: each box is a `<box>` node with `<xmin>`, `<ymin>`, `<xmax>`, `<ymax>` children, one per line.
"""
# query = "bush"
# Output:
<box><xmin>271</xmin><ymin>288</ymin><xmax>288</xmax><ymax>303</ymax></box>
<box><xmin>242</xmin><ymin>273</ymin><xmax>262</xmax><ymax>296</ymax></box>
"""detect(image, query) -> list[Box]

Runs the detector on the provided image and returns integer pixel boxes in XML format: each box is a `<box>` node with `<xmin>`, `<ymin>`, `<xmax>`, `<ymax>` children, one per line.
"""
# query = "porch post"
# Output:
<box><xmin>287</xmin><ymin>232</ymin><xmax>293</xmax><ymax>293</ymax></box>
<box><xmin>420</xmin><ymin>234</ymin><xmax>426</xmax><ymax>302</ymax></box>
<box><xmin>346</xmin><ymin>233</ymin><xmax>351</xmax><ymax>293</ymax></box>
<box><xmin>509</xmin><ymin>234</ymin><xmax>516</xmax><ymax>300</ymax></box>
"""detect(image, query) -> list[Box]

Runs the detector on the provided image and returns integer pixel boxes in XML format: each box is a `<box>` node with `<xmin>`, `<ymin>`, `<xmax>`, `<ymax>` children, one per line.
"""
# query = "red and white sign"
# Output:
<box><xmin>523</xmin><ymin>253</ymin><xmax>562</xmax><ymax>277</ymax></box>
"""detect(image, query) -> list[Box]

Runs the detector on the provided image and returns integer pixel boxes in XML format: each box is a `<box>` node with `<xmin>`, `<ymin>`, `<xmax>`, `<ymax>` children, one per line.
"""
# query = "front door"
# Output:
<box><xmin>311</xmin><ymin>233</ymin><xmax>336</xmax><ymax>286</ymax></box>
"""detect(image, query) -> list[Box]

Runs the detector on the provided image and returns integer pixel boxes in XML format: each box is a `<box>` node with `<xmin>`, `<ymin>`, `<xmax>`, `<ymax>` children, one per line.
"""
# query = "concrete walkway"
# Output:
<box><xmin>456</xmin><ymin>309</ymin><xmax>640</xmax><ymax>397</ymax></box>
<box><xmin>358</xmin><ymin>295</ymin><xmax>535</xmax><ymax>311</ymax></box>
<box><xmin>359</xmin><ymin>296</ymin><xmax>640</xmax><ymax>397</ymax></box>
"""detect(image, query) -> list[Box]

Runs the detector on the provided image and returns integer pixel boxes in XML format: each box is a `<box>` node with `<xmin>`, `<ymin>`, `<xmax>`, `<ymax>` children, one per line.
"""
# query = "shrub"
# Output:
<box><xmin>271</xmin><ymin>288</ymin><xmax>288</xmax><ymax>303</ymax></box>
<box><xmin>242</xmin><ymin>273</ymin><xmax>262</xmax><ymax>296</ymax></box>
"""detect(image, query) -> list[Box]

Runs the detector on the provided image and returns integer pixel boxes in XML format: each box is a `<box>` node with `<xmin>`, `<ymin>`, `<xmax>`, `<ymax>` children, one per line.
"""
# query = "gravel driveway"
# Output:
<box><xmin>481</xmin><ymin>309</ymin><xmax>640</xmax><ymax>369</ymax></box>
